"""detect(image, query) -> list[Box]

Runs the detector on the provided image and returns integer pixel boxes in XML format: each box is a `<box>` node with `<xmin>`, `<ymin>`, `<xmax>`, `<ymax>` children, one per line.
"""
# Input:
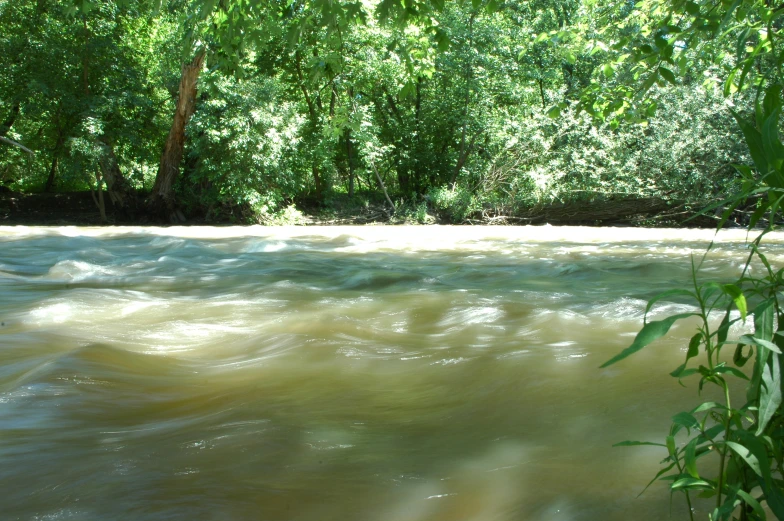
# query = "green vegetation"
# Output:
<box><xmin>2</xmin><ymin>0</ymin><xmax>784</xmax><ymax>516</ymax></box>
<box><xmin>599</xmin><ymin>0</ymin><xmax>784</xmax><ymax>518</ymax></box>
<box><xmin>0</xmin><ymin>0</ymin><xmax>756</xmax><ymax>224</ymax></box>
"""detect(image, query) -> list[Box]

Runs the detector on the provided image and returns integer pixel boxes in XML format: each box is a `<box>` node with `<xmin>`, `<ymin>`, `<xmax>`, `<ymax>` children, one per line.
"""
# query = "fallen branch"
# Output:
<box><xmin>0</xmin><ymin>136</ymin><xmax>34</xmax><ymax>155</ymax></box>
<box><xmin>370</xmin><ymin>159</ymin><xmax>395</xmax><ymax>212</ymax></box>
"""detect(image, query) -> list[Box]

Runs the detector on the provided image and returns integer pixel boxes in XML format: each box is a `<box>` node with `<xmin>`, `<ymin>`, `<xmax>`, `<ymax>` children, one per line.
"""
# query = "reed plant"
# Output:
<box><xmin>602</xmin><ymin>86</ymin><xmax>784</xmax><ymax>520</ymax></box>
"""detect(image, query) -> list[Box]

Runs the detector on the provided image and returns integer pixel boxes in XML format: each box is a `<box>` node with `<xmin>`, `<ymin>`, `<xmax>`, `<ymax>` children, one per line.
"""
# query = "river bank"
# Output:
<box><xmin>0</xmin><ymin>189</ymin><xmax>725</xmax><ymax>227</ymax></box>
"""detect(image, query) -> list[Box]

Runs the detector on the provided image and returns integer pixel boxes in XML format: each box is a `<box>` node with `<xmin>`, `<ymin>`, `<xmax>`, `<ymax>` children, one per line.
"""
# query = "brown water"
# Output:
<box><xmin>0</xmin><ymin>225</ymin><xmax>780</xmax><ymax>521</ymax></box>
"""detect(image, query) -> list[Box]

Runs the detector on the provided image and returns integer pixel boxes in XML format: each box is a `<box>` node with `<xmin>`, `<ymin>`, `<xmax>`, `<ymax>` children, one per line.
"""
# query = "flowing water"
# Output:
<box><xmin>1</xmin><ymin>225</ymin><xmax>782</xmax><ymax>521</ymax></box>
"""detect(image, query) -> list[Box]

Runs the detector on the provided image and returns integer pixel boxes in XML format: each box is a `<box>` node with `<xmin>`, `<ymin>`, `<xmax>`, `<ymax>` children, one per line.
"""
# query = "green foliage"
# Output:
<box><xmin>427</xmin><ymin>184</ymin><xmax>480</xmax><ymax>221</ymax></box>
<box><xmin>0</xmin><ymin>0</ymin><xmax>755</xmax><ymax>220</ymax></box>
<box><xmin>603</xmin><ymin>83</ymin><xmax>784</xmax><ymax>521</ymax></box>
<box><xmin>605</xmin><ymin>249</ymin><xmax>784</xmax><ymax>519</ymax></box>
<box><xmin>593</xmin><ymin>2</ymin><xmax>784</xmax><ymax>515</ymax></box>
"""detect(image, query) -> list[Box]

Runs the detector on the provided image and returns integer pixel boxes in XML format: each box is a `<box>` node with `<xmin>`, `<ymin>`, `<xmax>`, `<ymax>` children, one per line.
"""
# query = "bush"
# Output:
<box><xmin>427</xmin><ymin>184</ymin><xmax>481</xmax><ymax>222</ymax></box>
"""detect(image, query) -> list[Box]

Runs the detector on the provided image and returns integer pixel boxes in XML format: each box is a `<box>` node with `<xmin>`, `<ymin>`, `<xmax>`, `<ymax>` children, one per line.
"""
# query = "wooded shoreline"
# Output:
<box><xmin>0</xmin><ymin>189</ymin><xmax>728</xmax><ymax>227</ymax></box>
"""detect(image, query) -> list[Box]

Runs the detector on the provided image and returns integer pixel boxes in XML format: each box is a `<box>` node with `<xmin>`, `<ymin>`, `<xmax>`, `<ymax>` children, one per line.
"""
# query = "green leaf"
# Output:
<box><xmin>673</xmin><ymin>411</ymin><xmax>699</xmax><ymax>430</ymax></box>
<box><xmin>726</xmin><ymin>441</ymin><xmax>764</xmax><ymax>478</ymax></box>
<box><xmin>724</xmin><ymin>68</ymin><xmax>738</xmax><ymax>97</ymax></box>
<box><xmin>684</xmin><ymin>1</ymin><xmax>700</xmax><ymax>15</ymax></box>
<box><xmin>735</xmin><ymin>489</ymin><xmax>767</xmax><ymax>520</ymax></box>
<box><xmin>696</xmin><ymin>424</ymin><xmax>726</xmax><ymax>446</ymax></box>
<box><xmin>733</xmin><ymin>163</ymin><xmax>755</xmax><ymax>180</ymax></box>
<box><xmin>400</xmin><ymin>81</ymin><xmax>414</xmax><ymax>99</ymax></box>
<box><xmin>739</xmin><ymin>335</ymin><xmax>782</xmax><ymax>354</ymax></box>
<box><xmin>763</xmin><ymin>83</ymin><xmax>783</xmax><ymax>117</ymax></box>
<box><xmin>732</xmin><ymin>110</ymin><xmax>770</xmax><ymax>179</ymax></box>
<box><xmin>601</xmin><ymin>313</ymin><xmax>696</xmax><ymax>367</ymax></box>
<box><xmin>721</xmin><ymin>284</ymin><xmax>747</xmax><ymax>320</ymax></box>
<box><xmin>613</xmin><ymin>440</ymin><xmax>667</xmax><ymax>447</ymax></box>
<box><xmin>749</xmin><ymin>199</ymin><xmax>771</xmax><ymax>228</ymax></box>
<box><xmin>765</xmin><ymin>484</ymin><xmax>784</xmax><ymax>520</ymax></box>
<box><xmin>734</xmin><ymin>344</ymin><xmax>753</xmax><ymax>367</ymax></box>
<box><xmin>684</xmin><ymin>438</ymin><xmax>699</xmax><ymax>478</ymax></box>
<box><xmin>659</xmin><ymin>67</ymin><xmax>677</xmax><ymax>85</ymax></box>
<box><xmin>433</xmin><ymin>28</ymin><xmax>450</xmax><ymax>51</ymax></box>
<box><xmin>687</xmin><ymin>334</ymin><xmax>702</xmax><ymax>358</ymax></box>
<box><xmin>546</xmin><ymin>105</ymin><xmax>562</xmax><ymax>119</ymax></box>
<box><xmin>757</xmin><ymin>350</ymin><xmax>781</xmax><ymax>434</ymax></box>
<box><xmin>716</xmin><ymin>307</ymin><xmax>733</xmax><ymax>346</ymax></box>
<box><xmin>640</xmin><ymin>70</ymin><xmax>659</xmax><ymax>94</ymax></box>
<box><xmin>733</xmin><ymin>431</ymin><xmax>772</xmax><ymax>483</ymax></box>
<box><xmin>754</xmin><ymin>299</ymin><xmax>775</xmax><ymax>341</ymax></box>
<box><xmin>671</xmin><ymin>333</ymin><xmax>702</xmax><ymax>378</ymax></box>
<box><xmin>761</xmin><ymin>108</ymin><xmax>784</xmax><ymax>172</ymax></box>
<box><xmin>671</xmin><ymin>477</ymin><xmax>712</xmax><ymax>490</ymax></box>
<box><xmin>766</xmin><ymin>193</ymin><xmax>784</xmax><ymax>228</ymax></box>
<box><xmin>666</xmin><ymin>435</ymin><xmax>676</xmax><ymax>457</ymax></box>
<box><xmin>736</xmin><ymin>27</ymin><xmax>751</xmax><ymax>63</ymax></box>
<box><xmin>713</xmin><ymin>364</ymin><xmax>750</xmax><ymax>380</ymax></box>
<box><xmin>691</xmin><ymin>401</ymin><xmax>724</xmax><ymax>414</ymax></box>
<box><xmin>200</xmin><ymin>0</ymin><xmax>218</xmax><ymax>18</ymax></box>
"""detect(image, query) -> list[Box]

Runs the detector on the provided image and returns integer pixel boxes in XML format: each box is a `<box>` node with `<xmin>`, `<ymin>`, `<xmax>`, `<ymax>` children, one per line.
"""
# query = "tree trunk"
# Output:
<box><xmin>448</xmin><ymin>131</ymin><xmax>478</xmax><ymax>188</ymax></box>
<box><xmin>0</xmin><ymin>136</ymin><xmax>33</xmax><ymax>154</ymax></box>
<box><xmin>346</xmin><ymin>86</ymin><xmax>355</xmax><ymax>198</ymax></box>
<box><xmin>149</xmin><ymin>52</ymin><xmax>205</xmax><ymax>218</ymax></box>
<box><xmin>294</xmin><ymin>52</ymin><xmax>326</xmax><ymax>197</ymax></box>
<box><xmin>520</xmin><ymin>197</ymin><xmax>673</xmax><ymax>224</ymax></box>
<box><xmin>370</xmin><ymin>159</ymin><xmax>395</xmax><ymax>212</ymax></box>
<box><xmin>346</xmin><ymin>128</ymin><xmax>354</xmax><ymax>197</ymax></box>
<box><xmin>449</xmin><ymin>12</ymin><xmax>476</xmax><ymax>190</ymax></box>
<box><xmin>87</xmin><ymin>169</ymin><xmax>107</xmax><ymax>223</ymax></box>
<box><xmin>44</xmin><ymin>130</ymin><xmax>65</xmax><ymax>193</ymax></box>
<box><xmin>0</xmin><ymin>103</ymin><xmax>20</xmax><ymax>138</ymax></box>
<box><xmin>98</xmin><ymin>137</ymin><xmax>132</xmax><ymax>210</ymax></box>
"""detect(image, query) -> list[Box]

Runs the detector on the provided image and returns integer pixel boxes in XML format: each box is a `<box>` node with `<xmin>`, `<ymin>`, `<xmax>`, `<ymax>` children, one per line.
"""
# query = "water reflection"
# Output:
<box><xmin>0</xmin><ymin>226</ymin><xmax>780</xmax><ymax>520</ymax></box>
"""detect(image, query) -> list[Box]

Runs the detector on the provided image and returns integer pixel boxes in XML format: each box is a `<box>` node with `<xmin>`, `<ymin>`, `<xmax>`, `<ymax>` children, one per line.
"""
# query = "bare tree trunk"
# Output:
<box><xmin>0</xmin><ymin>136</ymin><xmax>33</xmax><ymax>155</ymax></box>
<box><xmin>149</xmin><ymin>52</ymin><xmax>205</xmax><ymax>219</ymax></box>
<box><xmin>370</xmin><ymin>159</ymin><xmax>394</xmax><ymax>212</ymax></box>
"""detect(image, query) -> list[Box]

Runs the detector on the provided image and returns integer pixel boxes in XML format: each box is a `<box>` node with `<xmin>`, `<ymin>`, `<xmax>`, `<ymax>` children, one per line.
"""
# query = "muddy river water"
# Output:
<box><xmin>1</xmin><ymin>225</ymin><xmax>781</xmax><ymax>521</ymax></box>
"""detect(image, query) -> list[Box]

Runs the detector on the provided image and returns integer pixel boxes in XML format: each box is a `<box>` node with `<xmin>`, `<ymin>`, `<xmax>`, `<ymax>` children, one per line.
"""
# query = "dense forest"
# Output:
<box><xmin>0</xmin><ymin>0</ymin><xmax>774</xmax><ymax>224</ymax></box>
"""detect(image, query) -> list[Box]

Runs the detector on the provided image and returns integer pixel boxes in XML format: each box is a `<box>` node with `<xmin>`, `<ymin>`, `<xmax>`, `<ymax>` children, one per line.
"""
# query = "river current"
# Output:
<box><xmin>1</xmin><ymin>225</ymin><xmax>781</xmax><ymax>521</ymax></box>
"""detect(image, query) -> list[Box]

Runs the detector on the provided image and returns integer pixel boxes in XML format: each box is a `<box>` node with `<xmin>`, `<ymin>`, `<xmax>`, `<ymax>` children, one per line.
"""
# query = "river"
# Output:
<box><xmin>0</xmin><ymin>225</ymin><xmax>780</xmax><ymax>521</ymax></box>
